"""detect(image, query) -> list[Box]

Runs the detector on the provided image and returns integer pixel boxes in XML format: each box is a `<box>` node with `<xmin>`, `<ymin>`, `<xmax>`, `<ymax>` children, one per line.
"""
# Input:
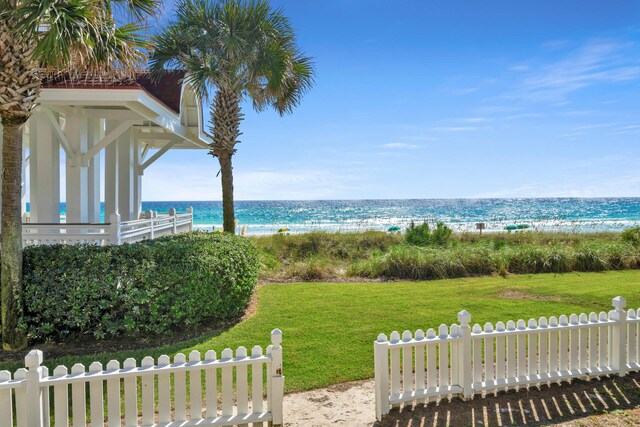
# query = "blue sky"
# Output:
<box><xmin>142</xmin><ymin>0</ymin><xmax>640</xmax><ymax>201</ymax></box>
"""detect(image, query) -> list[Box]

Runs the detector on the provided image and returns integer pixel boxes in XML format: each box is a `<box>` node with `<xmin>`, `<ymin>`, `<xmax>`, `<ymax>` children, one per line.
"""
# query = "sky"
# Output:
<box><xmin>140</xmin><ymin>0</ymin><xmax>640</xmax><ymax>201</ymax></box>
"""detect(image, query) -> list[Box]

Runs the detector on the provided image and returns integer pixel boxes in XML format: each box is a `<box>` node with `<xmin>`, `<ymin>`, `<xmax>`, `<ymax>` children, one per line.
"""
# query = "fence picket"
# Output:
<box><xmin>628</xmin><ymin>309</ymin><xmax>638</xmax><ymax>365</ymax></box>
<box><xmin>53</xmin><ymin>366</ymin><xmax>68</xmax><ymax>427</ymax></box>
<box><xmin>389</xmin><ymin>331</ymin><xmax>401</xmax><ymax>399</ymax></box>
<box><xmin>549</xmin><ymin>317</ymin><xmax>559</xmax><ymax>374</ymax></box>
<box><xmin>414</xmin><ymin>330</ymin><xmax>425</xmax><ymax>392</ymax></box>
<box><xmin>587</xmin><ymin>313</ymin><xmax>597</xmax><ymax>370</ymax></box>
<box><xmin>484</xmin><ymin>323</ymin><xmax>494</xmax><ymax>384</ymax></box>
<box><xmin>205</xmin><ymin>350</ymin><xmax>218</xmax><ymax>418</ymax></box>
<box><xmin>89</xmin><ymin>362</ymin><xmax>104</xmax><ymax>427</ymax></box>
<box><xmin>559</xmin><ymin>315</ymin><xmax>569</xmax><ymax>373</ymax></box>
<box><xmin>106</xmin><ymin>361</ymin><xmax>121</xmax><ymax>427</ymax></box>
<box><xmin>252</xmin><ymin>346</ymin><xmax>265</xmax><ymax>414</ymax></box>
<box><xmin>599</xmin><ymin>312</ymin><xmax>609</xmax><ymax>367</ymax></box>
<box><xmin>495</xmin><ymin>322</ymin><xmax>506</xmax><ymax>391</ymax></box>
<box><xmin>450</xmin><ymin>324</ymin><xmax>460</xmax><ymax>386</ymax></box>
<box><xmin>156</xmin><ymin>355</ymin><xmax>171</xmax><ymax>423</ymax></box>
<box><xmin>70</xmin><ymin>364</ymin><xmax>86</xmax><ymax>427</ymax></box>
<box><xmin>189</xmin><ymin>351</ymin><xmax>203</xmax><ymax>420</ymax></box>
<box><xmin>426</xmin><ymin>329</ymin><xmax>436</xmax><ymax>399</ymax></box>
<box><xmin>438</xmin><ymin>325</ymin><xmax>449</xmax><ymax>387</ymax></box>
<box><xmin>527</xmin><ymin>319</ymin><xmax>537</xmax><ymax>379</ymax></box>
<box><xmin>141</xmin><ymin>356</ymin><xmax>155</xmax><ymax>425</ymax></box>
<box><xmin>174</xmin><ymin>353</ymin><xmax>187</xmax><ymax>421</ymax></box>
<box><xmin>579</xmin><ymin>314</ymin><xmax>588</xmax><ymax>369</ymax></box>
<box><xmin>539</xmin><ymin>317</ymin><xmax>549</xmax><ymax>376</ymax></box>
<box><xmin>0</xmin><ymin>371</ymin><xmax>13</xmax><ymax>427</ymax></box>
<box><xmin>402</xmin><ymin>331</ymin><xmax>413</xmax><ymax>393</ymax></box>
<box><xmin>569</xmin><ymin>314</ymin><xmax>579</xmax><ymax>370</ymax></box>
<box><xmin>516</xmin><ymin>320</ymin><xmax>526</xmax><ymax>380</ymax></box>
<box><xmin>14</xmin><ymin>368</ymin><xmax>26</xmax><ymax>427</ymax></box>
<box><xmin>123</xmin><ymin>358</ymin><xmax>137</xmax><ymax>427</ymax></box>
<box><xmin>236</xmin><ymin>347</ymin><xmax>249</xmax><ymax>424</ymax></box>
<box><xmin>506</xmin><ymin>321</ymin><xmax>516</xmax><ymax>383</ymax></box>
<box><xmin>472</xmin><ymin>325</ymin><xmax>482</xmax><ymax>384</ymax></box>
<box><xmin>221</xmin><ymin>349</ymin><xmax>234</xmax><ymax>417</ymax></box>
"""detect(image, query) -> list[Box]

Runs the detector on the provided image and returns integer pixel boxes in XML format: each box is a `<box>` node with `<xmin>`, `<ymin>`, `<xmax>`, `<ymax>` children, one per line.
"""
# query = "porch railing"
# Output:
<box><xmin>21</xmin><ymin>207</ymin><xmax>193</xmax><ymax>246</ymax></box>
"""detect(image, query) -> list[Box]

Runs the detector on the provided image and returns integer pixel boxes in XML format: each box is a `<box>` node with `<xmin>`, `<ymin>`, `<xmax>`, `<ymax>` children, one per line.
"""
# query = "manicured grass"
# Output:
<box><xmin>2</xmin><ymin>271</ymin><xmax>640</xmax><ymax>393</ymax></box>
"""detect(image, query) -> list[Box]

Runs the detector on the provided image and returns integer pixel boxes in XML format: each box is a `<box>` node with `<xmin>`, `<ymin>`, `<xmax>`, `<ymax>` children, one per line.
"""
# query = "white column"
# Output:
<box><xmin>65</xmin><ymin>112</ymin><xmax>89</xmax><ymax>223</ymax></box>
<box><xmin>87</xmin><ymin>119</ymin><xmax>102</xmax><ymax>223</ymax></box>
<box><xmin>117</xmin><ymin>128</ymin><xmax>135</xmax><ymax>221</ymax></box>
<box><xmin>133</xmin><ymin>139</ymin><xmax>143</xmax><ymax>220</ymax></box>
<box><xmin>104</xmin><ymin>120</ymin><xmax>118</xmax><ymax>220</ymax></box>
<box><xmin>28</xmin><ymin>112</ymin><xmax>60</xmax><ymax>223</ymax></box>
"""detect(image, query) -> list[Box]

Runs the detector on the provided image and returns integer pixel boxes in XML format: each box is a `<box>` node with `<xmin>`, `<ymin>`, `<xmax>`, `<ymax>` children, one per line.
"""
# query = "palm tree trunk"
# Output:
<box><xmin>1</xmin><ymin>118</ymin><xmax>27</xmax><ymax>351</ymax></box>
<box><xmin>218</xmin><ymin>153</ymin><xmax>236</xmax><ymax>233</ymax></box>
<box><xmin>210</xmin><ymin>88</ymin><xmax>243</xmax><ymax>235</ymax></box>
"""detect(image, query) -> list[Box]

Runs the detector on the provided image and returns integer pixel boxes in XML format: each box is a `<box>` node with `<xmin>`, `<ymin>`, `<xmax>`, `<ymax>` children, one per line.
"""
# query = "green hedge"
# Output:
<box><xmin>21</xmin><ymin>232</ymin><xmax>259</xmax><ymax>341</ymax></box>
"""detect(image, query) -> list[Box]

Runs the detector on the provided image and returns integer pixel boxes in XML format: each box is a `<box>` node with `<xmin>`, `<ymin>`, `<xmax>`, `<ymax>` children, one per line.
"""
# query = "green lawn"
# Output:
<box><xmin>3</xmin><ymin>270</ymin><xmax>640</xmax><ymax>393</ymax></box>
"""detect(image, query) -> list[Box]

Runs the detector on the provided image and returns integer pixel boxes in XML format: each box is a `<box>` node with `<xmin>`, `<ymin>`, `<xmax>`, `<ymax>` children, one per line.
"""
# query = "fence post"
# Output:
<box><xmin>458</xmin><ymin>310</ymin><xmax>473</xmax><ymax>399</ymax></box>
<box><xmin>187</xmin><ymin>206</ymin><xmax>193</xmax><ymax>232</ymax></box>
<box><xmin>169</xmin><ymin>208</ymin><xmax>177</xmax><ymax>234</ymax></box>
<box><xmin>611</xmin><ymin>296</ymin><xmax>628</xmax><ymax>376</ymax></box>
<box><xmin>25</xmin><ymin>350</ymin><xmax>44</xmax><ymax>427</ymax></box>
<box><xmin>109</xmin><ymin>212</ymin><xmax>121</xmax><ymax>245</ymax></box>
<box><xmin>270</xmin><ymin>329</ymin><xmax>284</xmax><ymax>426</ymax></box>
<box><xmin>374</xmin><ymin>333</ymin><xmax>390</xmax><ymax>421</ymax></box>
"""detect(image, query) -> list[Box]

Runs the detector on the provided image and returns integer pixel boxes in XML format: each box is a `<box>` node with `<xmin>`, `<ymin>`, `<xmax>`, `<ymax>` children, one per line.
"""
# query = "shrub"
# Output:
<box><xmin>405</xmin><ymin>221</ymin><xmax>452</xmax><ymax>246</ymax></box>
<box><xmin>21</xmin><ymin>232</ymin><xmax>259</xmax><ymax>341</ymax></box>
<box><xmin>622</xmin><ymin>227</ymin><xmax>640</xmax><ymax>247</ymax></box>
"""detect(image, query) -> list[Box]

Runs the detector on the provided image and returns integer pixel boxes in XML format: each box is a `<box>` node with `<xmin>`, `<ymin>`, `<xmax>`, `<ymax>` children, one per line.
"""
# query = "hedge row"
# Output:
<box><xmin>20</xmin><ymin>232</ymin><xmax>259</xmax><ymax>341</ymax></box>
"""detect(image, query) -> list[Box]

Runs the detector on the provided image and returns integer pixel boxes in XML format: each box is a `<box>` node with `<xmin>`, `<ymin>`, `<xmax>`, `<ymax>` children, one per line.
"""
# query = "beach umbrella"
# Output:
<box><xmin>388</xmin><ymin>226</ymin><xmax>401</xmax><ymax>233</ymax></box>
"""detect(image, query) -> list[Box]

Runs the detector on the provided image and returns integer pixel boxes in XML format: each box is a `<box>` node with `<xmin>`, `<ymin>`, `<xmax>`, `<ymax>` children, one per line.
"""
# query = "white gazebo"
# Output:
<box><xmin>0</xmin><ymin>72</ymin><xmax>209</xmax><ymax>245</ymax></box>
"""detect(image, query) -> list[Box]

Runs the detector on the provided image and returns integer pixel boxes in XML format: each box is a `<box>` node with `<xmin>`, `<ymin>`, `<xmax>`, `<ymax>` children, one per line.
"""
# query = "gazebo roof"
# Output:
<box><xmin>37</xmin><ymin>70</ymin><xmax>210</xmax><ymax>149</ymax></box>
<box><xmin>42</xmin><ymin>71</ymin><xmax>186</xmax><ymax>115</ymax></box>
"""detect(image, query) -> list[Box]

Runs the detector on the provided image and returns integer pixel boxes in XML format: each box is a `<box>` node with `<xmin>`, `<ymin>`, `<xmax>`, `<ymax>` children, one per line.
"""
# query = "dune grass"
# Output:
<box><xmin>249</xmin><ymin>231</ymin><xmax>640</xmax><ymax>281</ymax></box>
<box><xmin>2</xmin><ymin>270</ymin><xmax>640</xmax><ymax>393</ymax></box>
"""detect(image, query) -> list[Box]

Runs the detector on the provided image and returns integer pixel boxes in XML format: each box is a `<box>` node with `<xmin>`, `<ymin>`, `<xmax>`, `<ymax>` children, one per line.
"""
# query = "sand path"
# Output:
<box><xmin>284</xmin><ymin>379</ymin><xmax>377</xmax><ymax>426</ymax></box>
<box><xmin>283</xmin><ymin>372</ymin><xmax>640</xmax><ymax>426</ymax></box>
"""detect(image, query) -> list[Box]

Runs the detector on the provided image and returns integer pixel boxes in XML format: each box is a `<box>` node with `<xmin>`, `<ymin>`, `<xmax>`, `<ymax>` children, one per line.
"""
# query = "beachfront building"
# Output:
<box><xmin>0</xmin><ymin>72</ymin><xmax>209</xmax><ymax>245</ymax></box>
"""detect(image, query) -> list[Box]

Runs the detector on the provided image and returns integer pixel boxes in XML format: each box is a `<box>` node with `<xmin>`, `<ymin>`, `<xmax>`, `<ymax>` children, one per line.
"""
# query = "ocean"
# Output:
<box><xmin>49</xmin><ymin>198</ymin><xmax>640</xmax><ymax>234</ymax></box>
<box><xmin>46</xmin><ymin>198</ymin><xmax>640</xmax><ymax>234</ymax></box>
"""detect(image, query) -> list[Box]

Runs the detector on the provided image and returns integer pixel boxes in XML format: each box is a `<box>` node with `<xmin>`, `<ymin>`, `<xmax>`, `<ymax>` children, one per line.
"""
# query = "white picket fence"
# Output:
<box><xmin>22</xmin><ymin>207</ymin><xmax>193</xmax><ymax>246</ymax></box>
<box><xmin>0</xmin><ymin>329</ymin><xmax>284</xmax><ymax>427</ymax></box>
<box><xmin>374</xmin><ymin>296</ymin><xmax>640</xmax><ymax>420</ymax></box>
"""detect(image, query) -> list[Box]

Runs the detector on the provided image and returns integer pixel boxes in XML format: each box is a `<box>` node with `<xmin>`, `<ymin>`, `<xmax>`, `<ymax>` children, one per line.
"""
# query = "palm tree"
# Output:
<box><xmin>0</xmin><ymin>0</ymin><xmax>159</xmax><ymax>351</ymax></box>
<box><xmin>150</xmin><ymin>0</ymin><xmax>314</xmax><ymax>234</ymax></box>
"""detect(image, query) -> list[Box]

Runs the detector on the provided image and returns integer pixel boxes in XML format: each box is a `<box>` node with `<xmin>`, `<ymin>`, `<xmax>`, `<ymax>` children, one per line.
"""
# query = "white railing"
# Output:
<box><xmin>374</xmin><ymin>296</ymin><xmax>639</xmax><ymax>421</ymax></box>
<box><xmin>0</xmin><ymin>329</ymin><xmax>284</xmax><ymax>427</ymax></box>
<box><xmin>22</xmin><ymin>207</ymin><xmax>193</xmax><ymax>246</ymax></box>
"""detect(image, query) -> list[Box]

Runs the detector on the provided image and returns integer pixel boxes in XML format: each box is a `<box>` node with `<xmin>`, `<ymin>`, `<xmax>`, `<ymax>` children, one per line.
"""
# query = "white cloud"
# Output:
<box><xmin>509</xmin><ymin>40</ymin><xmax>640</xmax><ymax>102</ymax></box>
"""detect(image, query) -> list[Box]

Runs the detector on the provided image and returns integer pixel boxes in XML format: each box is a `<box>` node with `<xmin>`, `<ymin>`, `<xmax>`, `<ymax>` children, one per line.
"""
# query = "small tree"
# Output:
<box><xmin>150</xmin><ymin>0</ymin><xmax>315</xmax><ymax>234</ymax></box>
<box><xmin>0</xmin><ymin>0</ymin><xmax>159</xmax><ymax>350</ymax></box>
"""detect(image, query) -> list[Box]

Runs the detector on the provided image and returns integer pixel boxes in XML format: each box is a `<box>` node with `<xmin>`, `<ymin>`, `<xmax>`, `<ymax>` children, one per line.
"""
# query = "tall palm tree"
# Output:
<box><xmin>150</xmin><ymin>0</ymin><xmax>314</xmax><ymax>234</ymax></box>
<box><xmin>0</xmin><ymin>0</ymin><xmax>159</xmax><ymax>351</ymax></box>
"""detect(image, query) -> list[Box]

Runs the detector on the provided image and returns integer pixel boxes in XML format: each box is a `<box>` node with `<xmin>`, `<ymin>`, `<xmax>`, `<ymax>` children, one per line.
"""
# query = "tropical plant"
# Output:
<box><xmin>150</xmin><ymin>0</ymin><xmax>315</xmax><ymax>234</ymax></box>
<box><xmin>0</xmin><ymin>0</ymin><xmax>158</xmax><ymax>350</ymax></box>
<box><xmin>405</xmin><ymin>220</ymin><xmax>453</xmax><ymax>246</ymax></box>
